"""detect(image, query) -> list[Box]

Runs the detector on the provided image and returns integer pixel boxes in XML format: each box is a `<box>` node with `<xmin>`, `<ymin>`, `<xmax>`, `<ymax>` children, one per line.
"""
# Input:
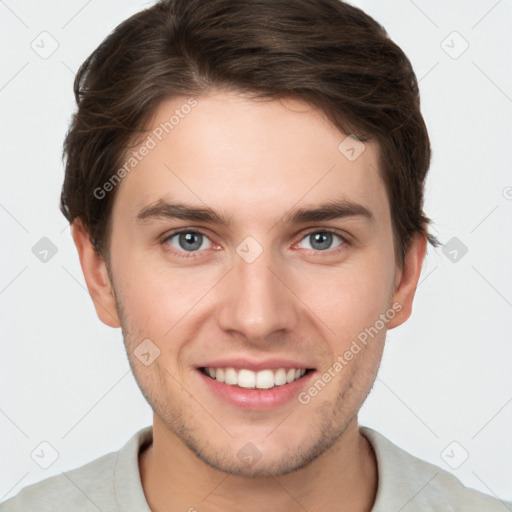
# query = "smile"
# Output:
<box><xmin>200</xmin><ymin>367</ymin><xmax>310</xmax><ymax>390</ymax></box>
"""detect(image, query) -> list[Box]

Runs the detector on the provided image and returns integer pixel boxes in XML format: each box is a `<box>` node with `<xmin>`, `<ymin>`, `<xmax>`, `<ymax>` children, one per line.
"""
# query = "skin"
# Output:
<box><xmin>72</xmin><ymin>90</ymin><xmax>426</xmax><ymax>512</ymax></box>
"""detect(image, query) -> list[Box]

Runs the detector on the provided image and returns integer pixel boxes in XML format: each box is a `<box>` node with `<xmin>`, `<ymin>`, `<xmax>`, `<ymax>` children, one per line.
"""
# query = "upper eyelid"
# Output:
<box><xmin>298</xmin><ymin>227</ymin><xmax>346</xmax><ymax>238</ymax></box>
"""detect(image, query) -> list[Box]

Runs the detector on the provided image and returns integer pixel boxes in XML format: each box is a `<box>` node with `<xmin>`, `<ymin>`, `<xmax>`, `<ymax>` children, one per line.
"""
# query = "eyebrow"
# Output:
<box><xmin>135</xmin><ymin>199</ymin><xmax>374</xmax><ymax>226</ymax></box>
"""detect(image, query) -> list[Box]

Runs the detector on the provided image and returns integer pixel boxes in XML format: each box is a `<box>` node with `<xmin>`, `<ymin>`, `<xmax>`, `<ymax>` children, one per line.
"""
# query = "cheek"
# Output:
<box><xmin>112</xmin><ymin>251</ymin><xmax>222</xmax><ymax>339</ymax></box>
<box><xmin>295</xmin><ymin>252</ymin><xmax>395</xmax><ymax>340</ymax></box>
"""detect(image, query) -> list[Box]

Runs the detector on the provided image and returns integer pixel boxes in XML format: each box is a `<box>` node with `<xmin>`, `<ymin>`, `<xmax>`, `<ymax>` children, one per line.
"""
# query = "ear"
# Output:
<box><xmin>387</xmin><ymin>233</ymin><xmax>427</xmax><ymax>329</ymax></box>
<box><xmin>71</xmin><ymin>220</ymin><xmax>121</xmax><ymax>328</ymax></box>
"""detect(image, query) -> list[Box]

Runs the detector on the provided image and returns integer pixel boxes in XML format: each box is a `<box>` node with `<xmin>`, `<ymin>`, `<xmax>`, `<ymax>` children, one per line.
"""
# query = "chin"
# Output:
<box><xmin>179</xmin><ymin>422</ymin><xmax>347</xmax><ymax>478</ymax></box>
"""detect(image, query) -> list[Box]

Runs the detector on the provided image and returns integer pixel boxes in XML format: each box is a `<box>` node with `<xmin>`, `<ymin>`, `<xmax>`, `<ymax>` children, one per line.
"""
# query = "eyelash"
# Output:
<box><xmin>160</xmin><ymin>228</ymin><xmax>350</xmax><ymax>260</ymax></box>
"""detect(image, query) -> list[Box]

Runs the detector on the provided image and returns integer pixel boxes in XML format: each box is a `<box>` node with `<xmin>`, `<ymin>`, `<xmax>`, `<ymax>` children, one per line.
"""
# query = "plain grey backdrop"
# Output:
<box><xmin>1</xmin><ymin>0</ymin><xmax>511</xmax><ymax>504</ymax></box>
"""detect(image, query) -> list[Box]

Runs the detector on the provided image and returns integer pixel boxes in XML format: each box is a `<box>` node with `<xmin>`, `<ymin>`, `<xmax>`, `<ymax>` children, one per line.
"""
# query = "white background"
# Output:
<box><xmin>1</xmin><ymin>0</ymin><xmax>511</xmax><ymax>505</ymax></box>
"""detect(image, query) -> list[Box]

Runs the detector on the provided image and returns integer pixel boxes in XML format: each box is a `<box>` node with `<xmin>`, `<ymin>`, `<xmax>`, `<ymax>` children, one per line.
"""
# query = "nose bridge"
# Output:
<box><xmin>216</xmin><ymin>244</ymin><xmax>298</xmax><ymax>340</ymax></box>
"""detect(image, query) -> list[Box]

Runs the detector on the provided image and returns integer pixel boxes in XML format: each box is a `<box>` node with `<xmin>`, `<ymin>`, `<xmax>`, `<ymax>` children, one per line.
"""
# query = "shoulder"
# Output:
<box><xmin>0</xmin><ymin>426</ymin><xmax>153</xmax><ymax>512</ymax></box>
<box><xmin>361</xmin><ymin>427</ymin><xmax>511</xmax><ymax>512</ymax></box>
<box><xmin>0</xmin><ymin>451</ymin><xmax>118</xmax><ymax>512</ymax></box>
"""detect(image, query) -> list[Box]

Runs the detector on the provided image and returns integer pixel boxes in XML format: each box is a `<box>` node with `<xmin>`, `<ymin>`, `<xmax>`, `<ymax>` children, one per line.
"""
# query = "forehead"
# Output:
<box><xmin>112</xmin><ymin>91</ymin><xmax>389</xmax><ymax>227</ymax></box>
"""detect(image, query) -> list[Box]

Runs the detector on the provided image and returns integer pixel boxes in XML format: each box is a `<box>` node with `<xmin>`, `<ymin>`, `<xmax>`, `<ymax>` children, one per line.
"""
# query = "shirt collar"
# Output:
<box><xmin>360</xmin><ymin>426</ymin><xmax>440</xmax><ymax>511</ymax></box>
<box><xmin>114</xmin><ymin>425</ymin><xmax>153</xmax><ymax>512</ymax></box>
<box><xmin>114</xmin><ymin>424</ymin><xmax>437</xmax><ymax>512</ymax></box>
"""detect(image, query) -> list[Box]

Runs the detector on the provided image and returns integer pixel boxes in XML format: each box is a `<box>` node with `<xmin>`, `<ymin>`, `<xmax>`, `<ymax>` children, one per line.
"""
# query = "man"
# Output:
<box><xmin>1</xmin><ymin>0</ymin><xmax>508</xmax><ymax>510</ymax></box>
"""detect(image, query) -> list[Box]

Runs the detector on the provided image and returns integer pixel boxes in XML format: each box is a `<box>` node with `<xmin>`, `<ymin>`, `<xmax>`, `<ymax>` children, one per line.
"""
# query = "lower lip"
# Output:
<box><xmin>197</xmin><ymin>369</ymin><xmax>316</xmax><ymax>410</ymax></box>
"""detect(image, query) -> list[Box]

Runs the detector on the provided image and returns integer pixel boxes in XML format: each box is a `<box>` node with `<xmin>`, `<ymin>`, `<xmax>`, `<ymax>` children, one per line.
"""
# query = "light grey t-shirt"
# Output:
<box><xmin>0</xmin><ymin>426</ymin><xmax>509</xmax><ymax>511</ymax></box>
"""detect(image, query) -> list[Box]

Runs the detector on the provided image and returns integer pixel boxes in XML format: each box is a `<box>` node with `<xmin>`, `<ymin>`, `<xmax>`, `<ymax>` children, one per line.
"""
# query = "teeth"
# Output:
<box><xmin>238</xmin><ymin>369</ymin><xmax>256</xmax><ymax>389</ymax></box>
<box><xmin>225</xmin><ymin>368</ymin><xmax>237</xmax><ymax>386</ymax></box>
<box><xmin>203</xmin><ymin>367</ymin><xmax>308</xmax><ymax>389</ymax></box>
<box><xmin>274</xmin><ymin>368</ymin><xmax>287</xmax><ymax>386</ymax></box>
<box><xmin>256</xmin><ymin>369</ymin><xmax>274</xmax><ymax>389</ymax></box>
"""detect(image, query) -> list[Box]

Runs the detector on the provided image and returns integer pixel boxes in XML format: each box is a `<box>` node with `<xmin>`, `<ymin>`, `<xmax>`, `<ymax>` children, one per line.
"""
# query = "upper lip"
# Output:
<box><xmin>197</xmin><ymin>358</ymin><xmax>315</xmax><ymax>372</ymax></box>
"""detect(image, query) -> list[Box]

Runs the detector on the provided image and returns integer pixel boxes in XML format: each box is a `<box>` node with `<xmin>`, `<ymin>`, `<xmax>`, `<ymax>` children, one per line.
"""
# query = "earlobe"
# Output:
<box><xmin>71</xmin><ymin>220</ymin><xmax>121</xmax><ymax>328</ymax></box>
<box><xmin>387</xmin><ymin>233</ymin><xmax>427</xmax><ymax>330</ymax></box>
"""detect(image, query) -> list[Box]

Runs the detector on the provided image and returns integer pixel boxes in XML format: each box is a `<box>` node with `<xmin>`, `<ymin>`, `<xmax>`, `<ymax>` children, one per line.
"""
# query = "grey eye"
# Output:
<box><xmin>299</xmin><ymin>232</ymin><xmax>343</xmax><ymax>251</ymax></box>
<box><xmin>167</xmin><ymin>232</ymin><xmax>212</xmax><ymax>252</ymax></box>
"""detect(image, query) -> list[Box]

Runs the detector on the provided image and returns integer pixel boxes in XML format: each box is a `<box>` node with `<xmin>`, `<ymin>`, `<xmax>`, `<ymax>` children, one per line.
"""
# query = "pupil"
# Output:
<box><xmin>311</xmin><ymin>232</ymin><xmax>332</xmax><ymax>250</ymax></box>
<box><xmin>180</xmin><ymin>232</ymin><xmax>202</xmax><ymax>251</ymax></box>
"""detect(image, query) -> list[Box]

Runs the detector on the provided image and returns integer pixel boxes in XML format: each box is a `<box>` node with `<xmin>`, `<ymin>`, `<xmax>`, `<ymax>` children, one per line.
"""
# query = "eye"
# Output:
<box><xmin>297</xmin><ymin>230</ymin><xmax>346</xmax><ymax>252</ymax></box>
<box><xmin>165</xmin><ymin>231</ymin><xmax>213</xmax><ymax>253</ymax></box>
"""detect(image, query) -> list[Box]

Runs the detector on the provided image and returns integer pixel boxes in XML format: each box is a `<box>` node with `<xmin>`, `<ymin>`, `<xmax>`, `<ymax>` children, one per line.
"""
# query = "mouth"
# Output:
<box><xmin>196</xmin><ymin>363</ymin><xmax>316</xmax><ymax>410</ymax></box>
<box><xmin>199</xmin><ymin>366</ymin><xmax>314</xmax><ymax>390</ymax></box>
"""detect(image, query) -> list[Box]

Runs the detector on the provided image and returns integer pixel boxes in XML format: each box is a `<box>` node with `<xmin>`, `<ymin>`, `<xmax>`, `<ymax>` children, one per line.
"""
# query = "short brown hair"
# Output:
<box><xmin>60</xmin><ymin>0</ymin><xmax>440</xmax><ymax>267</ymax></box>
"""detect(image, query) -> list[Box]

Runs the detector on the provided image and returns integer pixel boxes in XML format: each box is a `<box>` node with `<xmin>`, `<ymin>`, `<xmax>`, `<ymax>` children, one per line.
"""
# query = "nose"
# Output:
<box><xmin>216</xmin><ymin>247</ymin><xmax>300</xmax><ymax>343</ymax></box>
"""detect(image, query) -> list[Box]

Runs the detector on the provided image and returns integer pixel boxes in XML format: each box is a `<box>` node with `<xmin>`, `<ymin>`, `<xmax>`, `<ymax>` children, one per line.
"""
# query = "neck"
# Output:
<box><xmin>139</xmin><ymin>414</ymin><xmax>378</xmax><ymax>512</ymax></box>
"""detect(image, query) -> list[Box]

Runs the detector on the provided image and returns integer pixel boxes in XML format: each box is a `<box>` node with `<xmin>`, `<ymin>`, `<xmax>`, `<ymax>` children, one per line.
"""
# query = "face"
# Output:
<box><xmin>79</xmin><ymin>90</ymin><xmax>420</xmax><ymax>477</ymax></box>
